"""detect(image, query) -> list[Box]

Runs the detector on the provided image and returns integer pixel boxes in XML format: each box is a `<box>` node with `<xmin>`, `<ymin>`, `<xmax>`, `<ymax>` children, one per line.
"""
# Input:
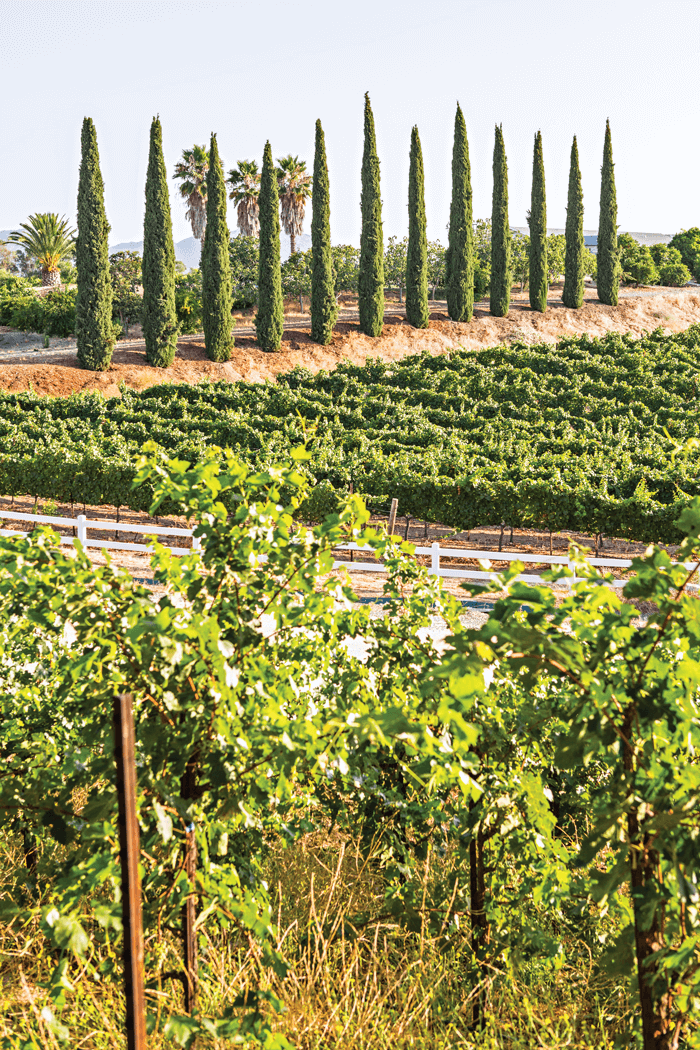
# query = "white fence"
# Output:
<box><xmin>0</xmin><ymin>509</ymin><xmax>695</xmax><ymax>589</ymax></box>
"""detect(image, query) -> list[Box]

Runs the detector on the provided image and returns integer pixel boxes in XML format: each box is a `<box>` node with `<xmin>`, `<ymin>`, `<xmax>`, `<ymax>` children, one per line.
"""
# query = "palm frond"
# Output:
<box><xmin>4</xmin><ymin>213</ymin><xmax>76</xmax><ymax>285</ymax></box>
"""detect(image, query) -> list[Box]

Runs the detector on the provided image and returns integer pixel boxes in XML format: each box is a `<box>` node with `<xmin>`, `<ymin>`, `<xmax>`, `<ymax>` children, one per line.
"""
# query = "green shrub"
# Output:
<box><xmin>0</xmin><ymin>286</ymin><xmax>77</xmax><ymax>336</ymax></box>
<box><xmin>619</xmin><ymin>233</ymin><xmax>659</xmax><ymax>285</ymax></box>
<box><xmin>175</xmin><ymin>269</ymin><xmax>203</xmax><ymax>334</ymax></box>
<box><xmin>659</xmin><ymin>262</ymin><xmax>691</xmax><ymax>286</ymax></box>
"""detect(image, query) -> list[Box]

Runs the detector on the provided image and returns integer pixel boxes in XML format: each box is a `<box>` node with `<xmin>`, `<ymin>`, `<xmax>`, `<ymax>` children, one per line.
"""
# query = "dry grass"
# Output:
<box><xmin>0</xmin><ymin>827</ymin><xmax>630</xmax><ymax>1049</ymax></box>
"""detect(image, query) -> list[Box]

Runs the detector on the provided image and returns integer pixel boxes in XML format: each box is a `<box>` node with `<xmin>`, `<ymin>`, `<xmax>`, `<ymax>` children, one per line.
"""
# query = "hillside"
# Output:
<box><xmin>1</xmin><ymin>287</ymin><xmax>700</xmax><ymax>398</ymax></box>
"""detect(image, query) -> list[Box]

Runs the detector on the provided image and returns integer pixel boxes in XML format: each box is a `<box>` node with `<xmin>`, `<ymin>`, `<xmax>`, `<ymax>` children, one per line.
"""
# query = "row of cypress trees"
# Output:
<box><xmin>74</xmin><ymin>104</ymin><xmax>620</xmax><ymax>371</ymax></box>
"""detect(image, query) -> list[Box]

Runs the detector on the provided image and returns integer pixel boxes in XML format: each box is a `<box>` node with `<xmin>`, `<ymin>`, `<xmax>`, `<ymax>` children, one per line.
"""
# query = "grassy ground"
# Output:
<box><xmin>1</xmin><ymin>829</ymin><xmax>631</xmax><ymax>1049</ymax></box>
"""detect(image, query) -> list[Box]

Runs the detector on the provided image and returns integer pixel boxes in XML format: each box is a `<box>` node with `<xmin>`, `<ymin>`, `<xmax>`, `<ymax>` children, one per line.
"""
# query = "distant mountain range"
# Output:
<box><xmin>109</xmin><ymin>232</ymin><xmax>312</xmax><ymax>269</ymax></box>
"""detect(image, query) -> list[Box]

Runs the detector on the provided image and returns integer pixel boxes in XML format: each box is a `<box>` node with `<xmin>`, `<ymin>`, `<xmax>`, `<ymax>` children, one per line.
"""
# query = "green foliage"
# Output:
<box><xmin>75</xmin><ymin>117</ymin><xmax>115</xmax><ymax>371</ymax></box>
<box><xmin>229</xmin><ymin>234</ymin><xmax>259</xmax><ymax>308</ymax></box>
<box><xmin>174</xmin><ymin>268</ymin><xmax>203</xmax><ymax>334</ymax></box>
<box><xmin>528</xmin><ymin>131</ymin><xmax>547</xmax><ymax>312</ymax></box>
<box><xmin>331</xmin><ymin>244</ymin><xmax>360</xmax><ymax>294</ymax></box>
<box><xmin>597</xmin><ymin>120</ymin><xmax>620</xmax><ymax>306</ymax></box>
<box><xmin>142</xmin><ymin>116</ymin><xmax>179</xmax><ymax>367</ymax></box>
<box><xmin>310</xmin><ymin>119</ymin><xmax>337</xmax><ymax>344</ymax></box>
<box><xmin>255</xmin><ymin>141</ymin><xmax>284</xmax><ymax>352</ymax></box>
<box><xmin>383</xmin><ymin>236</ymin><xmax>408</xmax><ymax>298</ymax></box>
<box><xmin>4</xmin><ymin>328</ymin><xmax>700</xmax><ymax>545</ymax></box>
<box><xmin>358</xmin><ymin>93</ymin><xmax>384</xmax><ymax>337</ymax></box>
<box><xmin>406</xmin><ymin>125</ymin><xmax>429</xmax><ymax>329</ymax></box>
<box><xmin>511</xmin><ymin>230</ymin><xmax>530</xmax><ymax>292</ymax></box>
<box><xmin>281</xmin><ymin>248</ymin><xmax>312</xmax><ymax>303</ymax></box>
<box><xmin>619</xmin><ymin>233</ymin><xmax>659</xmax><ymax>286</ymax></box>
<box><xmin>2</xmin><ymin>448</ymin><xmax>700</xmax><ymax>1043</ymax></box>
<box><xmin>3</xmin><ymin>212</ymin><xmax>76</xmax><ymax>286</ymax></box>
<box><xmin>0</xmin><ymin>286</ymin><xmax>77</xmax><ymax>336</ymax></box>
<box><xmin>109</xmin><ymin>251</ymin><xmax>142</xmax><ymax>332</ymax></box>
<box><xmin>172</xmin><ymin>144</ymin><xmax>209</xmax><ymax>241</ymax></box>
<box><xmin>650</xmin><ymin>243</ymin><xmax>692</xmax><ymax>286</ymax></box>
<box><xmin>490</xmin><ymin>125</ymin><xmax>511</xmax><ymax>317</ymax></box>
<box><xmin>668</xmin><ymin>226</ymin><xmax>700</xmax><ymax>281</ymax></box>
<box><xmin>201</xmin><ymin>133</ymin><xmax>233</xmax><ymax>362</ymax></box>
<box><xmin>446</xmin><ymin>103</ymin><xmax>474</xmax><ymax>322</ymax></box>
<box><xmin>562</xmin><ymin>136</ymin><xmax>585</xmax><ymax>309</ymax></box>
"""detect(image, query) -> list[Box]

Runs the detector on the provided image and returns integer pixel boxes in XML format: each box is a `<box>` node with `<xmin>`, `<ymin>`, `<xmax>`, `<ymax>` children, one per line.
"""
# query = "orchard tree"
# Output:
<box><xmin>229</xmin><ymin>235</ymin><xmax>260</xmax><ymax>307</ymax></box>
<box><xmin>384</xmin><ymin>235</ymin><xmax>408</xmax><ymax>302</ymax></box>
<box><xmin>511</xmin><ymin>231</ymin><xmax>531</xmax><ymax>293</ymax></box>
<box><xmin>668</xmin><ymin>227</ymin><xmax>700</xmax><ymax>280</ymax></box>
<box><xmin>331</xmin><ymin>244</ymin><xmax>360</xmax><ymax>296</ymax></box>
<box><xmin>427</xmin><ymin>240</ymin><xmax>446</xmax><ymax>301</ymax></box>
<box><xmin>109</xmin><ymin>250</ymin><xmax>142</xmax><ymax>334</ymax></box>
<box><xmin>619</xmin><ymin>233</ymin><xmax>659</xmax><ymax>286</ymax></box>
<box><xmin>281</xmin><ymin>248</ymin><xmax>312</xmax><ymax>312</ymax></box>
<box><xmin>650</xmin><ymin>244</ymin><xmax>691</xmax><ymax>286</ymax></box>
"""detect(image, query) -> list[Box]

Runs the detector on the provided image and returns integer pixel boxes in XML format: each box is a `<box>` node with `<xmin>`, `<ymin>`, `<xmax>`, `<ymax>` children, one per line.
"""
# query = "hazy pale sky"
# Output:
<box><xmin>2</xmin><ymin>0</ymin><xmax>698</xmax><ymax>246</ymax></box>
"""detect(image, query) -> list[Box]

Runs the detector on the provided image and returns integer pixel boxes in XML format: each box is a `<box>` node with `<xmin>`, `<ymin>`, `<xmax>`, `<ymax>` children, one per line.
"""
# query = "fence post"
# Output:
<box><xmin>113</xmin><ymin>693</ymin><xmax>147</xmax><ymax>1050</ymax></box>
<box><xmin>76</xmin><ymin>514</ymin><xmax>87</xmax><ymax>546</ymax></box>
<box><xmin>431</xmin><ymin>541</ymin><xmax>440</xmax><ymax>576</ymax></box>
<box><xmin>181</xmin><ymin>756</ymin><xmax>199</xmax><ymax>1013</ymax></box>
<box><xmin>388</xmin><ymin>498</ymin><xmax>398</xmax><ymax>537</ymax></box>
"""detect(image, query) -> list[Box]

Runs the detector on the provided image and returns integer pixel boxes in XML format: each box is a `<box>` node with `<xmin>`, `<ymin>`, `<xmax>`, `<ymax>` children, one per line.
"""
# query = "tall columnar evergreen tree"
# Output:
<box><xmin>142</xmin><ymin>117</ymin><xmax>178</xmax><ymax>367</ymax></box>
<box><xmin>563</xmin><ymin>136</ymin><xmax>585</xmax><ymax>309</ymax></box>
<box><xmin>201</xmin><ymin>133</ymin><xmax>233</xmax><ymax>361</ymax></box>
<box><xmin>406</xmin><ymin>126</ymin><xmax>429</xmax><ymax>329</ymax></box>
<box><xmin>528</xmin><ymin>131</ymin><xmax>548</xmax><ymax>313</ymax></box>
<box><xmin>255</xmin><ymin>140</ymin><xmax>284</xmax><ymax>352</ymax></box>
<box><xmin>75</xmin><ymin>117</ymin><xmax>114</xmax><ymax>371</ymax></box>
<box><xmin>490</xmin><ymin>124</ymin><xmax>511</xmax><ymax>317</ymax></box>
<box><xmin>446</xmin><ymin>103</ymin><xmax>474</xmax><ymax>322</ymax></box>
<box><xmin>358</xmin><ymin>93</ymin><xmax>384</xmax><ymax>337</ymax></box>
<box><xmin>310</xmin><ymin>119</ymin><xmax>337</xmax><ymax>345</ymax></box>
<box><xmin>597</xmin><ymin>120</ymin><xmax>620</xmax><ymax>306</ymax></box>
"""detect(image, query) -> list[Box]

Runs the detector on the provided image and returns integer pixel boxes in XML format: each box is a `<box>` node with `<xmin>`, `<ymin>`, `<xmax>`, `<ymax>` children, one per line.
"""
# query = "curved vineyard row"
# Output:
<box><xmin>1</xmin><ymin>326</ymin><xmax>700</xmax><ymax>541</ymax></box>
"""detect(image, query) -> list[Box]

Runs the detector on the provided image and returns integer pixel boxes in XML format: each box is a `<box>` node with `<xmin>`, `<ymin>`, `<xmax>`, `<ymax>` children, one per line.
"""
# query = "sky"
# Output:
<box><xmin>2</xmin><ymin>0</ymin><xmax>698</xmax><ymax>247</ymax></box>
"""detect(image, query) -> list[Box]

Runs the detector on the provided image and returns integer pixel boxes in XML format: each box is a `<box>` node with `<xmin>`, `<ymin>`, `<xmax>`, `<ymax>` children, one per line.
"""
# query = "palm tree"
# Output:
<box><xmin>227</xmin><ymin>160</ymin><xmax>261</xmax><ymax>237</ymax></box>
<box><xmin>172</xmin><ymin>145</ymin><xmax>209</xmax><ymax>242</ymax></box>
<box><xmin>276</xmin><ymin>155</ymin><xmax>312</xmax><ymax>256</ymax></box>
<box><xmin>4</xmin><ymin>213</ymin><xmax>76</xmax><ymax>287</ymax></box>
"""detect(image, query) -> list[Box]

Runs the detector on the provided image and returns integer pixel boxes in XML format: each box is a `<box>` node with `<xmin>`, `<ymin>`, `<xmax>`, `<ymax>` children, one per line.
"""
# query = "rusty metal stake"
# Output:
<box><xmin>113</xmin><ymin>693</ymin><xmax>147</xmax><ymax>1050</ymax></box>
<box><xmin>181</xmin><ymin>757</ymin><xmax>199</xmax><ymax>1013</ymax></box>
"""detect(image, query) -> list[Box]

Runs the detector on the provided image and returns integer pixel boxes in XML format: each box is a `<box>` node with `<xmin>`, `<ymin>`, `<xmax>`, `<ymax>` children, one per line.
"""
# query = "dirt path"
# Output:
<box><xmin>1</xmin><ymin>286</ymin><xmax>699</xmax><ymax>397</ymax></box>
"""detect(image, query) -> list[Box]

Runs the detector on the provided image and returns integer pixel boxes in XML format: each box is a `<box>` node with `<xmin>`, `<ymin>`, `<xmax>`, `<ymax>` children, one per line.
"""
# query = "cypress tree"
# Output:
<box><xmin>406</xmin><ymin>126</ymin><xmax>429</xmax><ymax>329</ymax></box>
<box><xmin>255</xmin><ymin>140</ymin><xmax>284</xmax><ymax>352</ymax></box>
<box><xmin>310</xmin><ymin>119</ymin><xmax>337</xmax><ymax>345</ymax></box>
<box><xmin>562</xmin><ymin>136</ymin><xmax>585</xmax><ymax>309</ymax></box>
<box><xmin>358</xmin><ymin>93</ymin><xmax>384</xmax><ymax>337</ymax></box>
<box><xmin>446</xmin><ymin>103</ymin><xmax>474</xmax><ymax>322</ymax></box>
<box><xmin>597</xmin><ymin>120</ymin><xmax>620</xmax><ymax>306</ymax></box>
<box><xmin>528</xmin><ymin>131</ymin><xmax>548</xmax><ymax>313</ymax></box>
<box><xmin>490</xmin><ymin>124</ymin><xmax>511</xmax><ymax>317</ymax></box>
<box><xmin>75</xmin><ymin>117</ymin><xmax>114</xmax><ymax>371</ymax></box>
<box><xmin>201</xmin><ymin>132</ymin><xmax>233</xmax><ymax>361</ymax></box>
<box><xmin>142</xmin><ymin>116</ymin><xmax>178</xmax><ymax>367</ymax></box>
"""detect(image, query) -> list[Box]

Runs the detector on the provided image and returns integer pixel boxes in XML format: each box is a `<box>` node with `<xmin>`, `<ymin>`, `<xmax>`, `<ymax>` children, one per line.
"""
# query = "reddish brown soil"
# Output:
<box><xmin>1</xmin><ymin>287</ymin><xmax>699</xmax><ymax>397</ymax></box>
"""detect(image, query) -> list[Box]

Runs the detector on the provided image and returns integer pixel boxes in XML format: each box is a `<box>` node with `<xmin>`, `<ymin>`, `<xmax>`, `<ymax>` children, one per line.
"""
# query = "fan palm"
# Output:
<box><xmin>4</xmin><ymin>213</ymin><xmax>76</xmax><ymax>287</ymax></box>
<box><xmin>227</xmin><ymin>160</ymin><xmax>261</xmax><ymax>237</ymax></box>
<box><xmin>172</xmin><ymin>145</ymin><xmax>209</xmax><ymax>241</ymax></box>
<box><xmin>276</xmin><ymin>155</ymin><xmax>312</xmax><ymax>256</ymax></box>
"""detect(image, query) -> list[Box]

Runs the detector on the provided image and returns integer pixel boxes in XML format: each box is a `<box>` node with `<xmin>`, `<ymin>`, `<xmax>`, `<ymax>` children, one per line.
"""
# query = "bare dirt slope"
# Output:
<box><xmin>1</xmin><ymin>287</ymin><xmax>699</xmax><ymax>397</ymax></box>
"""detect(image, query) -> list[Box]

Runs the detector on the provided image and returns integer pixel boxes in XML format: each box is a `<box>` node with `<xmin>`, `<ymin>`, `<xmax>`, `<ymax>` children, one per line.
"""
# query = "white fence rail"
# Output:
<box><xmin>0</xmin><ymin>510</ymin><xmax>696</xmax><ymax>589</ymax></box>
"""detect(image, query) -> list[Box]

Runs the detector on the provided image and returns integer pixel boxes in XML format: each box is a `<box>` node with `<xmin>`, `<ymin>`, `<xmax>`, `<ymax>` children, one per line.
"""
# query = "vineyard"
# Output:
<box><xmin>2</xmin><ymin>325</ymin><xmax>700</xmax><ymax>543</ymax></box>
